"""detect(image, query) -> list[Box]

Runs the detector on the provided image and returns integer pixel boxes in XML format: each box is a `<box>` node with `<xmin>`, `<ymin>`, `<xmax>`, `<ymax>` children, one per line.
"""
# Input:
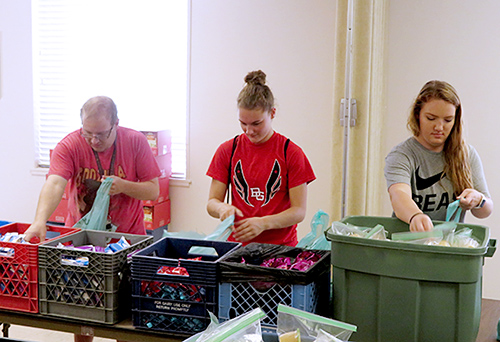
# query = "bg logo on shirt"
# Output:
<box><xmin>233</xmin><ymin>159</ymin><xmax>282</xmax><ymax>207</ymax></box>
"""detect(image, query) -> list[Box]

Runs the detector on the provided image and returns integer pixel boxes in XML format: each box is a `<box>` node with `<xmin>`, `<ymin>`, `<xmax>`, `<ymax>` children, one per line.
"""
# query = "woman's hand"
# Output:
<box><xmin>409</xmin><ymin>212</ymin><xmax>433</xmax><ymax>232</ymax></box>
<box><xmin>388</xmin><ymin>183</ymin><xmax>435</xmax><ymax>231</ymax></box>
<box><xmin>218</xmin><ymin>203</ymin><xmax>243</xmax><ymax>222</ymax></box>
<box><xmin>232</xmin><ymin>217</ymin><xmax>267</xmax><ymax>242</ymax></box>
<box><xmin>457</xmin><ymin>189</ymin><xmax>484</xmax><ymax>211</ymax></box>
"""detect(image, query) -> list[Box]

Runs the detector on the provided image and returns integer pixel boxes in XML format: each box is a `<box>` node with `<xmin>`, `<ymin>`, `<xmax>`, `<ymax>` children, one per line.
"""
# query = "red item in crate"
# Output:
<box><xmin>0</xmin><ymin>223</ymin><xmax>79</xmax><ymax>313</ymax></box>
<box><xmin>157</xmin><ymin>265</ymin><xmax>189</xmax><ymax>276</ymax></box>
<box><xmin>143</xmin><ymin>200</ymin><xmax>171</xmax><ymax>230</ymax></box>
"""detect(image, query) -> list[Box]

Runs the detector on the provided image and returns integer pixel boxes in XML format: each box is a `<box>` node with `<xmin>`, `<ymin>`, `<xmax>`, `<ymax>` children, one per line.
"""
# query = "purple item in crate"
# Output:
<box><xmin>94</xmin><ymin>245</ymin><xmax>105</xmax><ymax>253</ymax></box>
<box><xmin>259</xmin><ymin>251</ymin><xmax>321</xmax><ymax>271</ymax></box>
<box><xmin>260</xmin><ymin>257</ymin><xmax>275</xmax><ymax>267</ymax></box>
<box><xmin>289</xmin><ymin>251</ymin><xmax>321</xmax><ymax>271</ymax></box>
<box><xmin>274</xmin><ymin>257</ymin><xmax>292</xmax><ymax>269</ymax></box>
<box><xmin>75</xmin><ymin>245</ymin><xmax>95</xmax><ymax>251</ymax></box>
<box><xmin>289</xmin><ymin>259</ymin><xmax>314</xmax><ymax>271</ymax></box>
<box><xmin>296</xmin><ymin>250</ymin><xmax>321</xmax><ymax>262</ymax></box>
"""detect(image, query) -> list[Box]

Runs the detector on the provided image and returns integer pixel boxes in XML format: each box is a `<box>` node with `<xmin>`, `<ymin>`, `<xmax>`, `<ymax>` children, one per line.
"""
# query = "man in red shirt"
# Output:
<box><xmin>25</xmin><ymin>96</ymin><xmax>161</xmax><ymax>241</ymax></box>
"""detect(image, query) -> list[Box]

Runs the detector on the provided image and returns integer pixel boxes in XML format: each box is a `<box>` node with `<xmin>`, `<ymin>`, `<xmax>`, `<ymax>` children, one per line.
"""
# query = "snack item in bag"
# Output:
<box><xmin>279</xmin><ymin>329</ymin><xmax>301</xmax><ymax>342</ymax></box>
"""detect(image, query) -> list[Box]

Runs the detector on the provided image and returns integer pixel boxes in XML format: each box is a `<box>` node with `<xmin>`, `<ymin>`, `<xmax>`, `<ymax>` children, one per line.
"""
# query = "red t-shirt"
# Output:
<box><xmin>49</xmin><ymin>126</ymin><xmax>161</xmax><ymax>235</ymax></box>
<box><xmin>207</xmin><ymin>132</ymin><xmax>315</xmax><ymax>246</ymax></box>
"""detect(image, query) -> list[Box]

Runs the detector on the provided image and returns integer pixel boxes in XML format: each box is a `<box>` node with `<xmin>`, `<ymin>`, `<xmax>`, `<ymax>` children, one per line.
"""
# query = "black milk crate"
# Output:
<box><xmin>217</xmin><ymin>243</ymin><xmax>330</xmax><ymax>330</ymax></box>
<box><xmin>38</xmin><ymin>230</ymin><xmax>153</xmax><ymax>324</ymax></box>
<box><xmin>131</xmin><ymin>237</ymin><xmax>241</xmax><ymax>335</ymax></box>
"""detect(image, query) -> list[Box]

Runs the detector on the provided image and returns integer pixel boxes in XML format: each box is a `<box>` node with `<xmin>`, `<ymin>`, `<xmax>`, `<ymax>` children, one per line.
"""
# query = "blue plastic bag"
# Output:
<box><xmin>73</xmin><ymin>177</ymin><xmax>114</xmax><ymax>231</ymax></box>
<box><xmin>163</xmin><ymin>215</ymin><xmax>235</xmax><ymax>255</ymax></box>
<box><xmin>446</xmin><ymin>200</ymin><xmax>462</xmax><ymax>223</ymax></box>
<box><xmin>204</xmin><ymin>215</ymin><xmax>234</xmax><ymax>241</ymax></box>
<box><xmin>296</xmin><ymin>210</ymin><xmax>331</xmax><ymax>250</ymax></box>
<box><xmin>163</xmin><ymin>215</ymin><xmax>234</xmax><ymax>241</ymax></box>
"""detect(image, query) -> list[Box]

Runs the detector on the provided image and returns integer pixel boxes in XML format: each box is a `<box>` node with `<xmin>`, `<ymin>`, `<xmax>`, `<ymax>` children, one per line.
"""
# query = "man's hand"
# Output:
<box><xmin>102</xmin><ymin>175</ymin><xmax>123</xmax><ymax>196</ymax></box>
<box><xmin>24</xmin><ymin>221</ymin><xmax>48</xmax><ymax>243</ymax></box>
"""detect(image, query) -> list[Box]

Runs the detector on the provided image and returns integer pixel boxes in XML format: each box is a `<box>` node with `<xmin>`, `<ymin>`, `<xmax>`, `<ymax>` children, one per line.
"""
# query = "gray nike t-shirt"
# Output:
<box><xmin>384</xmin><ymin>137</ymin><xmax>490</xmax><ymax>221</ymax></box>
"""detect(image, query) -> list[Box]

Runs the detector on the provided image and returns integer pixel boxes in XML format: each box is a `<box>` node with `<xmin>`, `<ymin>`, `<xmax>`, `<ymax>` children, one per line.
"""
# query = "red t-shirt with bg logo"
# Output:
<box><xmin>207</xmin><ymin>132</ymin><xmax>315</xmax><ymax>246</ymax></box>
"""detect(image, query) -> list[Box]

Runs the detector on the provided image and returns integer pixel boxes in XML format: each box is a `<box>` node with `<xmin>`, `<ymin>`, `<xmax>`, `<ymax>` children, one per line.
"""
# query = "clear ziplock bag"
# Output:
<box><xmin>448</xmin><ymin>227</ymin><xmax>480</xmax><ymax>248</ymax></box>
<box><xmin>73</xmin><ymin>177</ymin><xmax>115</xmax><ymax>231</ymax></box>
<box><xmin>182</xmin><ymin>312</ymin><xmax>219</xmax><ymax>342</ymax></box>
<box><xmin>315</xmin><ymin>329</ymin><xmax>344</xmax><ymax>342</ymax></box>
<box><xmin>183</xmin><ymin>308</ymin><xmax>266</xmax><ymax>342</ymax></box>
<box><xmin>330</xmin><ymin>221</ymin><xmax>369</xmax><ymax>238</ymax></box>
<box><xmin>277</xmin><ymin>304</ymin><xmax>357</xmax><ymax>342</ymax></box>
<box><xmin>391</xmin><ymin>229</ymin><xmax>445</xmax><ymax>245</ymax></box>
<box><xmin>364</xmin><ymin>224</ymin><xmax>388</xmax><ymax>240</ymax></box>
<box><xmin>297</xmin><ymin>210</ymin><xmax>331</xmax><ymax>250</ymax></box>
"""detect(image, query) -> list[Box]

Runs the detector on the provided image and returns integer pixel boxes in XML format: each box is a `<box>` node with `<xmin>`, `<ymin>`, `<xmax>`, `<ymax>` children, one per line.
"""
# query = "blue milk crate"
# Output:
<box><xmin>218</xmin><ymin>274</ymin><xmax>329</xmax><ymax>331</ymax></box>
<box><xmin>217</xmin><ymin>243</ymin><xmax>330</xmax><ymax>331</ymax></box>
<box><xmin>131</xmin><ymin>237</ymin><xmax>241</xmax><ymax>336</ymax></box>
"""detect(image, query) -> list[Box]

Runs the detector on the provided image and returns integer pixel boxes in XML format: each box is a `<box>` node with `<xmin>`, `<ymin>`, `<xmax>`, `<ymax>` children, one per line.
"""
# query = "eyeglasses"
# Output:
<box><xmin>80</xmin><ymin>126</ymin><xmax>114</xmax><ymax>141</ymax></box>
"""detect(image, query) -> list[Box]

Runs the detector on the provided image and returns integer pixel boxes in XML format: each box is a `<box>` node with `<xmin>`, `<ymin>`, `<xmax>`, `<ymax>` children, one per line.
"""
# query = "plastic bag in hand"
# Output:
<box><xmin>73</xmin><ymin>177</ymin><xmax>114</xmax><ymax>231</ymax></box>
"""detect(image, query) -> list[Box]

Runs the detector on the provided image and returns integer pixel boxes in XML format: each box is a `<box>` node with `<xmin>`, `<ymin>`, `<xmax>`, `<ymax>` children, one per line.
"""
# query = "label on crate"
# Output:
<box><xmin>154</xmin><ymin>300</ymin><xmax>192</xmax><ymax>313</ymax></box>
<box><xmin>61</xmin><ymin>255</ymin><xmax>89</xmax><ymax>267</ymax></box>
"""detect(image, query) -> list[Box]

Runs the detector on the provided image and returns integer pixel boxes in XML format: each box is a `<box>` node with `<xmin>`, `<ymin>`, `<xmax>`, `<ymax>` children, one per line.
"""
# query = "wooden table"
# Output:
<box><xmin>0</xmin><ymin>311</ymin><xmax>187</xmax><ymax>342</ymax></box>
<box><xmin>0</xmin><ymin>298</ymin><xmax>498</xmax><ymax>341</ymax></box>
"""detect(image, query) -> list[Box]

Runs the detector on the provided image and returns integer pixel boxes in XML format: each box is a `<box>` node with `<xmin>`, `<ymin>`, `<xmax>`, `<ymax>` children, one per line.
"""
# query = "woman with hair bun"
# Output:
<box><xmin>206</xmin><ymin>70</ymin><xmax>315</xmax><ymax>246</ymax></box>
<box><xmin>384</xmin><ymin>80</ymin><xmax>493</xmax><ymax>232</ymax></box>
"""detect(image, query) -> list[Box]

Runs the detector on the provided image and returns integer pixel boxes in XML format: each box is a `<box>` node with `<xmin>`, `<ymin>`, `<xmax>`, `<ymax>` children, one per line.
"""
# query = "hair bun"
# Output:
<box><xmin>244</xmin><ymin>70</ymin><xmax>266</xmax><ymax>86</ymax></box>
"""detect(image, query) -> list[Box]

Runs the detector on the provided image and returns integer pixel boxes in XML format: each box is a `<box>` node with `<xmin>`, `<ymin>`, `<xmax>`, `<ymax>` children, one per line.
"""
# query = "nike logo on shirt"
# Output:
<box><xmin>415</xmin><ymin>166</ymin><xmax>444</xmax><ymax>190</ymax></box>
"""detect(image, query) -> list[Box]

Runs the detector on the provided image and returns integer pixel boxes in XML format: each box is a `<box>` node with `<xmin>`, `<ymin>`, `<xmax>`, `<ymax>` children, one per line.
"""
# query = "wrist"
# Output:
<box><xmin>474</xmin><ymin>193</ymin><xmax>486</xmax><ymax>209</ymax></box>
<box><xmin>409</xmin><ymin>211</ymin><xmax>424</xmax><ymax>224</ymax></box>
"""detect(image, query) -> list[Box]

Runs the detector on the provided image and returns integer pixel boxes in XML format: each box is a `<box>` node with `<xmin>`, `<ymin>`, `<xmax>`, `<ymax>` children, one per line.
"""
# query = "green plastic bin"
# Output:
<box><xmin>326</xmin><ymin>216</ymin><xmax>496</xmax><ymax>342</ymax></box>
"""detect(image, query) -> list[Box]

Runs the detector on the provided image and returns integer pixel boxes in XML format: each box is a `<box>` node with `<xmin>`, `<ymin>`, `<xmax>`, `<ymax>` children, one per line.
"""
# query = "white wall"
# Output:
<box><xmin>0</xmin><ymin>1</ymin><xmax>338</xmax><ymax>237</ymax></box>
<box><xmin>0</xmin><ymin>0</ymin><xmax>42</xmax><ymax>219</ymax></box>
<box><xmin>170</xmin><ymin>0</ymin><xmax>338</xmax><ymax>236</ymax></box>
<box><xmin>384</xmin><ymin>0</ymin><xmax>500</xmax><ymax>299</ymax></box>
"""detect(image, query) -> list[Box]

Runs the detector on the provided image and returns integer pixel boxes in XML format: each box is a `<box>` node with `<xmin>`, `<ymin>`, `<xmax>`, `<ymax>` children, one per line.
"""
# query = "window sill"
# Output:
<box><xmin>31</xmin><ymin>168</ymin><xmax>192</xmax><ymax>187</ymax></box>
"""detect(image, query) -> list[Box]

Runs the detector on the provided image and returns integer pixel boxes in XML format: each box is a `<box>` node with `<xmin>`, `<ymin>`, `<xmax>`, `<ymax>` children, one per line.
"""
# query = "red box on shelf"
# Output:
<box><xmin>155</xmin><ymin>152</ymin><xmax>172</xmax><ymax>179</ymax></box>
<box><xmin>143</xmin><ymin>200</ymin><xmax>171</xmax><ymax>230</ymax></box>
<box><xmin>48</xmin><ymin>198</ymin><xmax>68</xmax><ymax>224</ymax></box>
<box><xmin>142</xmin><ymin>176</ymin><xmax>170</xmax><ymax>206</ymax></box>
<box><xmin>0</xmin><ymin>223</ymin><xmax>80</xmax><ymax>313</ymax></box>
<box><xmin>141</xmin><ymin>130</ymin><xmax>171</xmax><ymax>157</ymax></box>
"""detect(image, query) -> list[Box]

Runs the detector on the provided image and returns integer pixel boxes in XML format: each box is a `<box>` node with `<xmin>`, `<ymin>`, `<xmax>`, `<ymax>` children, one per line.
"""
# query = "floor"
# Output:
<box><xmin>3</xmin><ymin>325</ymin><xmax>114</xmax><ymax>342</ymax></box>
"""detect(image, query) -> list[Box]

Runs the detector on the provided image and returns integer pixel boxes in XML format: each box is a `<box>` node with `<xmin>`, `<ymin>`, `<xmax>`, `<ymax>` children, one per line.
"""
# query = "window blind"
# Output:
<box><xmin>32</xmin><ymin>0</ymin><xmax>189</xmax><ymax>179</ymax></box>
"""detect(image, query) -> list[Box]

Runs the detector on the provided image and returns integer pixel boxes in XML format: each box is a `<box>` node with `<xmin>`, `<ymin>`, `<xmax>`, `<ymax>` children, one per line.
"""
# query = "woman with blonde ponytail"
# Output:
<box><xmin>385</xmin><ymin>80</ymin><xmax>492</xmax><ymax>232</ymax></box>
